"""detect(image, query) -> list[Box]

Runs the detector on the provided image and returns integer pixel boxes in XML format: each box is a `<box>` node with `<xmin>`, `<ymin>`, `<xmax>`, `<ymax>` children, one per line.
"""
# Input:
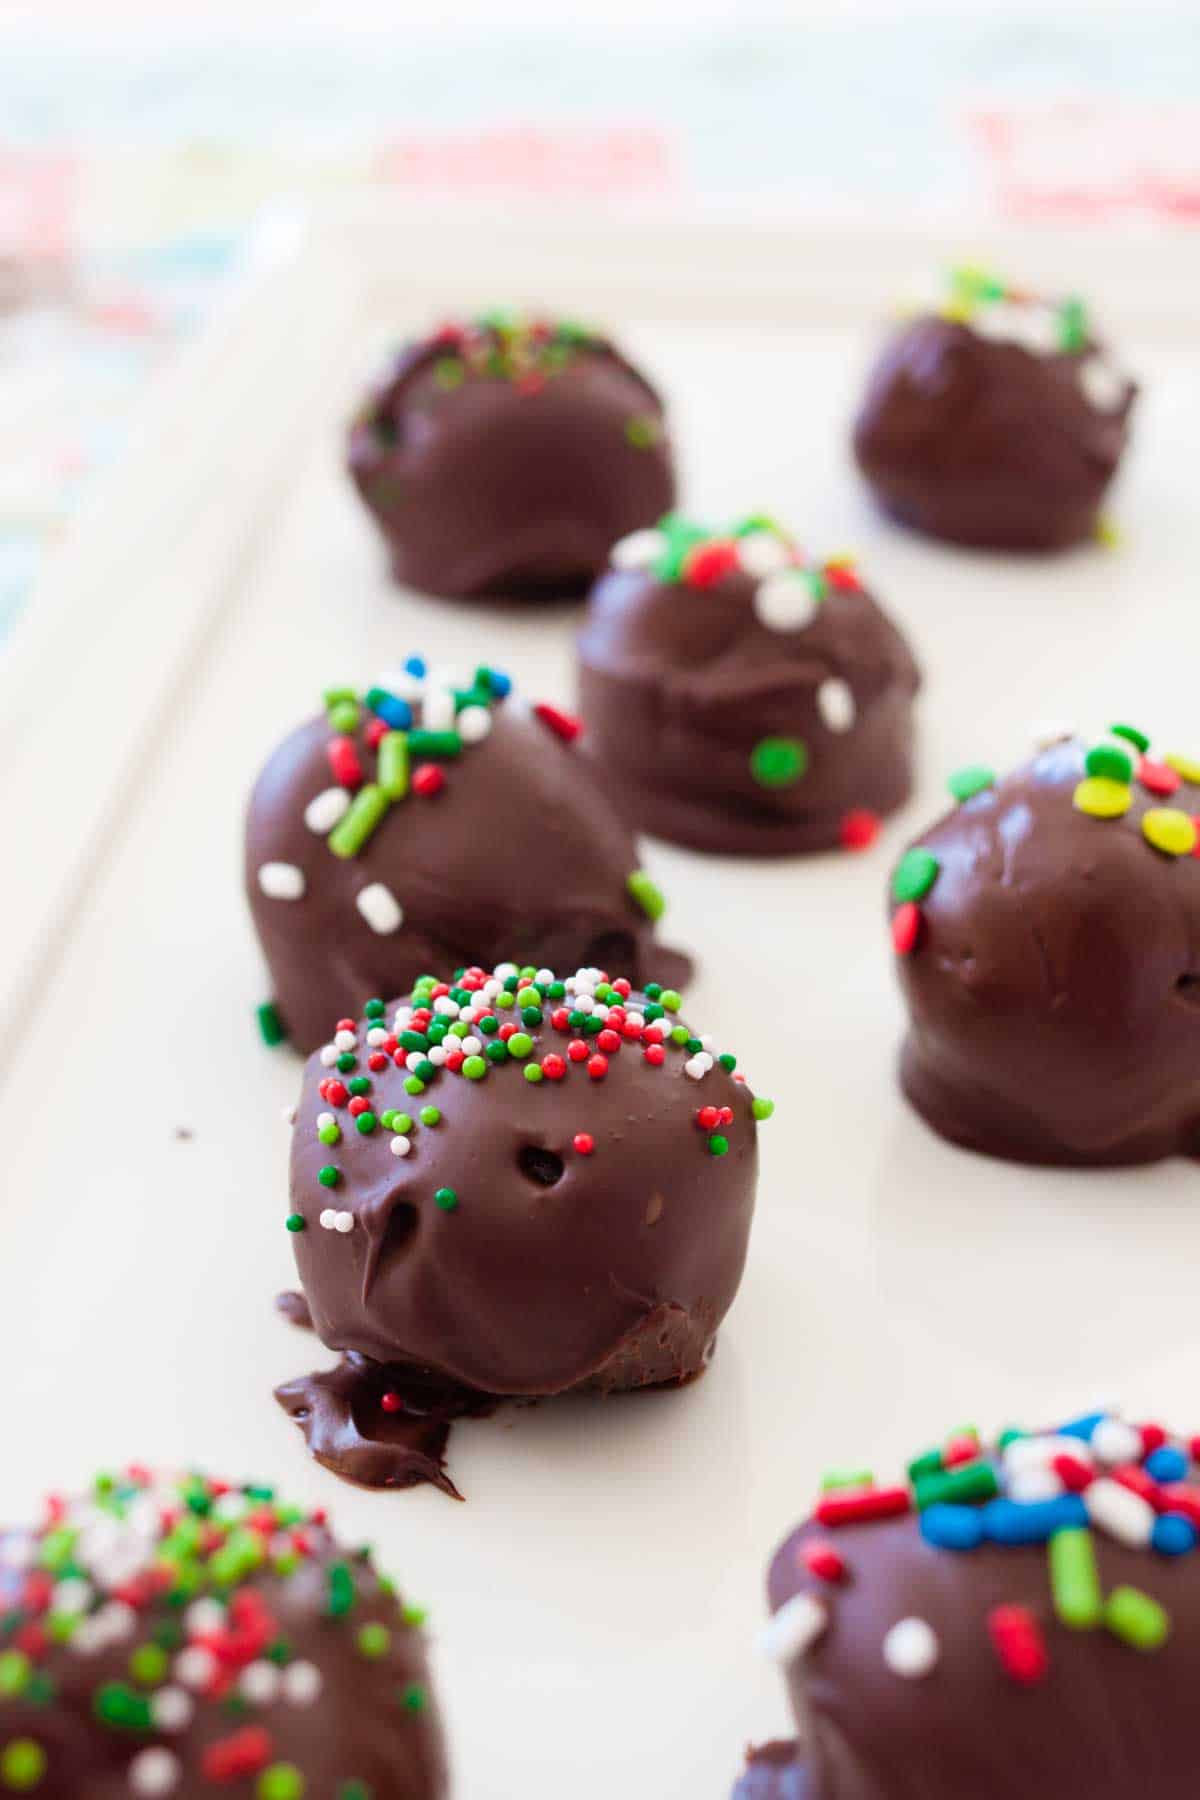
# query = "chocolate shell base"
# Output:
<box><xmin>733</xmin><ymin>1743</ymin><xmax>810</xmax><ymax>1800</ymax></box>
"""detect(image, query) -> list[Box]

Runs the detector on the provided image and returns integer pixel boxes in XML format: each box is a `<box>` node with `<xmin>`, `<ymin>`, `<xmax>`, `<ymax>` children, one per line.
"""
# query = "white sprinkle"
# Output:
<box><xmin>258</xmin><ymin>861</ymin><xmax>306</xmax><ymax>901</ymax></box>
<box><xmin>304</xmin><ymin>787</ymin><xmax>351</xmax><ymax>834</ymax></box>
<box><xmin>319</xmin><ymin>1208</ymin><xmax>338</xmax><ymax>1231</ymax></box>
<box><xmin>0</xmin><ymin>1533</ymin><xmax>34</xmax><ymax>1571</ymax></box>
<box><xmin>459</xmin><ymin>1036</ymin><xmax>482</xmax><ymax>1057</ymax></box>
<box><xmin>817</xmin><ymin>677</ymin><xmax>856</xmax><ymax>733</ymax></box>
<box><xmin>52</xmin><ymin>1577</ymin><xmax>92</xmax><ymax>1614</ymax></box>
<box><xmin>319</xmin><ymin>1044</ymin><xmax>339</xmax><ymax>1067</ymax></box>
<box><xmin>282</xmin><ymin>1659</ymin><xmax>323</xmax><ymax>1706</ymax></box>
<box><xmin>1085</xmin><ymin>1477</ymin><xmax>1155</xmax><ymax>1548</ymax></box>
<box><xmin>1007</xmin><ymin>1466</ymin><xmax>1063</xmax><ymax>1504</ymax></box>
<box><xmin>1079</xmin><ymin>355</ymin><xmax>1127</xmax><ymax>412</ymax></box>
<box><xmin>375</xmin><ymin>668</ymin><xmax>424</xmax><ymax>701</ymax></box>
<box><xmin>390</xmin><ymin>1135</ymin><xmax>412</xmax><ymax>1157</ymax></box>
<box><xmin>535</xmin><ymin>968</ymin><xmax>554</xmax><ymax>986</ymax></box>
<box><xmin>736</xmin><ymin>531</ymin><xmax>792</xmax><ymax>577</ymax></box>
<box><xmin>1091</xmin><ymin>1418</ymin><xmax>1142</xmax><ymax>1467</ymax></box>
<box><xmin>457</xmin><ymin>705</ymin><xmax>492</xmax><ymax>744</ymax></box>
<box><xmin>211</xmin><ymin>1493</ymin><xmax>249</xmax><ymax>1524</ymax></box>
<box><xmin>405</xmin><ymin>1051</ymin><xmax>425</xmax><ymax>1073</ymax></box>
<box><xmin>129</xmin><ymin>1748</ymin><xmax>181</xmax><ymax>1796</ymax></box>
<box><xmin>971</xmin><ymin>300</ymin><xmax>1060</xmax><ymax>355</ymax></box>
<box><xmin>758</xmin><ymin>1592</ymin><xmax>827</xmax><ymax>1663</ymax></box>
<box><xmin>433</xmin><ymin>997</ymin><xmax>459</xmax><ymax>1016</ymax></box>
<box><xmin>684</xmin><ymin>1055</ymin><xmax>710</xmax><ymax>1080</ymax></box>
<box><xmin>240</xmin><ymin>1660</ymin><xmax>281</xmax><ymax>1705</ymax></box>
<box><xmin>1032</xmin><ymin>720</ymin><xmax>1076</xmax><ymax>751</ymax></box>
<box><xmin>93</xmin><ymin>1601</ymin><xmax>137</xmax><ymax>1646</ymax></box>
<box><xmin>316</xmin><ymin>1111</ymin><xmax>335</xmax><ymax>1131</ymax></box>
<box><xmin>334</xmin><ymin>1028</ymin><xmax>356</xmax><ymax>1052</ymax></box>
<box><xmin>427</xmin><ymin>1044</ymin><xmax>447</xmax><ymax>1066</ymax></box>
<box><xmin>883</xmin><ymin>1617</ymin><xmax>939</xmax><ymax>1678</ymax></box>
<box><xmin>150</xmin><ymin>1687</ymin><xmax>193</xmax><ymax>1731</ymax></box>
<box><xmin>175</xmin><ymin>1646</ymin><xmax>218</xmax><ymax>1690</ymax></box>
<box><xmin>610</xmin><ymin>527</ymin><xmax>666</xmax><ymax>571</ymax></box>
<box><xmin>754</xmin><ymin>570</ymin><xmax>819</xmax><ymax>633</ymax></box>
<box><xmin>367</xmin><ymin>1026</ymin><xmax>389</xmax><ymax>1047</ymax></box>
<box><xmin>281</xmin><ymin>1105</ymin><xmax>296</xmax><ymax>1126</ymax></box>
<box><xmin>356</xmin><ymin>882</ymin><xmax>404</xmax><ymax>935</ymax></box>
<box><xmin>1003</xmin><ymin>1434</ymin><xmax>1091</xmax><ymax>1473</ymax></box>
<box><xmin>334</xmin><ymin>1210</ymin><xmax>354</xmax><ymax>1234</ymax></box>
<box><xmin>423</xmin><ymin>688</ymin><xmax>457</xmax><ymax>732</ymax></box>
<box><xmin>185</xmin><ymin>1598</ymin><xmax>225</xmax><ymax>1639</ymax></box>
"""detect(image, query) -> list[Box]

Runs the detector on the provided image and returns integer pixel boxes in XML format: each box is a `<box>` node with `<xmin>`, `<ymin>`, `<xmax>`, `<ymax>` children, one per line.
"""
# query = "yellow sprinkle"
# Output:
<box><xmin>1142</xmin><ymin>808</ymin><xmax>1197</xmax><ymax>857</ymax></box>
<box><xmin>1073</xmin><ymin>777</ymin><xmax>1132</xmax><ymax>819</ymax></box>
<box><xmin>824</xmin><ymin>551</ymin><xmax>858</xmax><ymax>570</ymax></box>
<box><xmin>940</xmin><ymin>300</ymin><xmax>974</xmax><ymax>323</ymax></box>
<box><xmin>1095</xmin><ymin>515</ymin><xmax>1122</xmax><ymax>549</ymax></box>
<box><xmin>1164</xmin><ymin>753</ymin><xmax>1200</xmax><ymax>785</ymax></box>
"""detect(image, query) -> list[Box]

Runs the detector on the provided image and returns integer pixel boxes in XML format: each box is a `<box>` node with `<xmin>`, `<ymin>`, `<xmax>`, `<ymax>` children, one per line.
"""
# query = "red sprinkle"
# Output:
<box><xmin>1050</xmin><ymin>1452</ymin><xmax>1094</xmax><ymax>1493</ymax></box>
<box><xmin>612</xmin><ymin>978</ymin><xmax>632</xmax><ymax>998</ymax></box>
<box><xmin>202</xmin><ymin>1727</ymin><xmax>273</xmax><ymax>1782</ymax></box>
<box><xmin>891</xmin><ymin>902</ymin><xmax>922</xmax><ymax>956</ymax></box>
<box><xmin>412</xmin><ymin>763</ymin><xmax>446</xmax><ymax>798</ymax></box>
<box><xmin>573</xmin><ymin>1133</ymin><xmax>595</xmax><ymax>1155</ymax></box>
<box><xmin>683</xmin><ymin>538</ymin><xmax>739</xmax><ymax>589</ymax></box>
<box><xmin>1140</xmin><ymin>1423</ymin><xmax>1169</xmax><ymax>1455</ymax></box>
<box><xmin>643</xmin><ymin>1044</ymin><xmax>666</xmax><ymax>1066</ymax></box>
<box><xmin>551</xmin><ymin>1008</ymin><xmax>572</xmax><ymax>1032</ymax></box>
<box><xmin>368</xmin><ymin>1052</ymin><xmax>388</xmax><ymax>1072</ymax></box>
<box><xmin>348</xmin><ymin>1096</ymin><xmax>369</xmax><ymax>1117</ymax></box>
<box><xmin>365</xmin><ymin>716</ymin><xmax>388</xmax><ymax>750</ymax></box>
<box><xmin>988</xmin><ymin>1605</ymin><xmax>1048</xmax><ymax>1686</ymax></box>
<box><xmin>943</xmin><ymin>1435</ymin><xmax>981</xmax><ymax>1469</ymax></box>
<box><xmin>801</xmin><ymin>1540</ymin><xmax>847</xmax><ymax>1583</ymax></box>
<box><xmin>325</xmin><ymin>1080</ymin><xmax>348</xmax><ymax>1107</ymax></box>
<box><xmin>1140</xmin><ymin>757</ymin><xmax>1181</xmax><ymax>797</ymax></box>
<box><xmin>1112</xmin><ymin>1464</ymin><xmax>1168</xmax><ymax>1511</ymax></box>
<box><xmin>380</xmin><ymin>1391</ymin><xmax>403</xmax><ymax>1414</ymax></box>
<box><xmin>596</xmin><ymin>1029</ymin><xmax>621</xmax><ymax>1054</ymax></box>
<box><xmin>499</xmin><ymin>1023</ymin><xmax>518</xmax><ymax>1042</ymax></box>
<box><xmin>542</xmin><ymin>1054</ymin><xmax>567</xmax><ymax>1081</ymax></box>
<box><xmin>824</xmin><ymin>561</ymin><xmax>863</xmax><ymax>593</ymax></box>
<box><xmin>444</xmin><ymin>1050</ymin><xmax>465</xmax><ymax>1074</ymax></box>
<box><xmin>697</xmin><ymin>1105</ymin><xmax>720</xmax><ymax>1131</ymax></box>
<box><xmin>815</xmin><ymin>1487</ymin><xmax>910</xmax><ymax>1528</ymax></box>
<box><xmin>533</xmin><ymin>701</ymin><xmax>583</xmax><ymax>743</ymax></box>
<box><xmin>587</xmin><ymin>1054</ymin><xmax>609</xmax><ymax>1081</ymax></box>
<box><xmin>327</xmin><ymin>737</ymin><xmax>362</xmax><ymax>789</ymax></box>
<box><xmin>1160</xmin><ymin>1485</ymin><xmax>1200</xmax><ymax>1527</ymax></box>
<box><xmin>839</xmin><ymin>808</ymin><xmax>881</xmax><ymax>851</ymax></box>
<box><xmin>566</xmin><ymin>1040</ymin><xmax>589</xmax><ymax>1063</ymax></box>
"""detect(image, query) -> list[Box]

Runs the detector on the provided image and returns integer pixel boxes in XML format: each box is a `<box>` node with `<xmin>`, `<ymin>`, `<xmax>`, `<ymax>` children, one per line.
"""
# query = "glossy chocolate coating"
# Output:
<box><xmin>245</xmin><ymin>696</ymin><xmax>688</xmax><ymax>1053</ymax></box>
<box><xmin>755</xmin><ymin>1496</ymin><xmax>1200</xmax><ymax>1798</ymax></box>
<box><xmin>0</xmin><ymin>1471</ymin><xmax>447</xmax><ymax>1798</ymax></box>
<box><xmin>577</xmin><ymin>532</ymin><xmax>919</xmax><ymax>856</ymax></box>
<box><xmin>853</xmin><ymin>315</ymin><xmax>1137</xmax><ymax>551</ymax></box>
<box><xmin>347</xmin><ymin>320</ymin><xmax>676</xmax><ymax>600</ymax></box>
<box><xmin>891</xmin><ymin>737</ymin><xmax>1200</xmax><ymax>1165</ymax></box>
<box><xmin>277</xmin><ymin>972</ymin><xmax>762</xmax><ymax>1492</ymax></box>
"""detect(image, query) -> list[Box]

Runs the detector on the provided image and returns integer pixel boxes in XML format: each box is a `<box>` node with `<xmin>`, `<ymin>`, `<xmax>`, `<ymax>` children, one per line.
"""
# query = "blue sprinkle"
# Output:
<box><xmin>920</xmin><ymin>1504</ymin><xmax>985</xmax><ymax>1551</ymax></box>
<box><xmin>1146</xmin><ymin>1446</ymin><xmax>1188</xmax><ymax>1485</ymax></box>
<box><xmin>982</xmin><ymin>1495</ymin><xmax>1088</xmax><ymax>1545</ymax></box>
<box><xmin>1057</xmin><ymin>1412</ymin><xmax>1106</xmax><ymax>1443</ymax></box>
<box><xmin>1152</xmin><ymin>1513</ymin><xmax>1197</xmax><ymax>1557</ymax></box>
<box><xmin>405</xmin><ymin>655</ymin><xmax>428</xmax><ymax>677</ymax></box>
<box><xmin>371</xmin><ymin>691</ymin><xmax>413</xmax><ymax>731</ymax></box>
<box><xmin>485</xmin><ymin>667</ymin><xmax>512</xmax><ymax>699</ymax></box>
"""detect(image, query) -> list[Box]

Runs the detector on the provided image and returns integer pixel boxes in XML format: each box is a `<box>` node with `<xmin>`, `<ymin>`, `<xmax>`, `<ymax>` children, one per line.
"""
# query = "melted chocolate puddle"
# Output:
<box><xmin>274</xmin><ymin>1346</ymin><xmax>495</xmax><ymax>1499</ymax></box>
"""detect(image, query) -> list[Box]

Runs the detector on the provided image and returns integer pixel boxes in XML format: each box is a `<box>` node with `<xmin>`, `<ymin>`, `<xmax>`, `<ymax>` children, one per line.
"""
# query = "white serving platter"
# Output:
<box><xmin>3</xmin><ymin>205</ymin><xmax>1200</xmax><ymax>1798</ymax></box>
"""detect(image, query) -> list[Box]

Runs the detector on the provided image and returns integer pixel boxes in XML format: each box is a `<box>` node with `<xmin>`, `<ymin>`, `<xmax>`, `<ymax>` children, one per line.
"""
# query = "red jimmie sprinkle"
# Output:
<box><xmin>542</xmin><ymin>1054</ymin><xmax>567</xmax><ymax>1081</ymax></box>
<box><xmin>327</xmin><ymin>736</ymin><xmax>362</xmax><ymax>789</ymax></box>
<box><xmin>1051</xmin><ymin>1452</ymin><xmax>1093</xmax><ymax>1493</ymax></box>
<box><xmin>825</xmin><ymin>561</ymin><xmax>863</xmax><ymax>593</ymax></box>
<box><xmin>839</xmin><ymin>808</ymin><xmax>881</xmax><ymax>852</ymax></box>
<box><xmin>988</xmin><ymin>1605</ymin><xmax>1048</xmax><ymax>1686</ymax></box>
<box><xmin>801</xmin><ymin>1540</ymin><xmax>847</xmax><ymax>1583</ymax></box>
<box><xmin>1111</xmin><ymin>1464</ymin><xmax>1168</xmax><ymax>1510</ymax></box>
<box><xmin>1160</xmin><ymin>1485</ymin><xmax>1200</xmax><ymax>1527</ymax></box>
<box><xmin>325</xmin><ymin>1081</ymin><xmax>348</xmax><ymax>1106</ymax></box>
<box><xmin>566</xmin><ymin>1040</ymin><xmax>589</xmax><ymax>1063</ymax></box>
<box><xmin>573</xmin><ymin>1133</ymin><xmax>595</xmax><ymax>1155</ymax></box>
<box><xmin>380</xmin><ymin>1391</ymin><xmax>403</xmax><ymax>1414</ymax></box>
<box><xmin>202</xmin><ymin>1727</ymin><xmax>273</xmax><ymax>1782</ymax></box>
<box><xmin>365</xmin><ymin>716</ymin><xmax>388</xmax><ymax>750</ymax></box>
<box><xmin>347</xmin><ymin>1096</ymin><xmax>369</xmax><ymax>1117</ymax></box>
<box><xmin>596</xmin><ymin>1029</ymin><xmax>621</xmax><ymax>1055</ymax></box>
<box><xmin>892</xmin><ymin>902</ymin><xmax>922</xmax><ymax>956</ymax></box>
<box><xmin>412</xmin><ymin>763</ymin><xmax>446</xmax><ymax>798</ymax></box>
<box><xmin>1140</xmin><ymin>1423</ymin><xmax>1169</xmax><ymax>1456</ymax></box>
<box><xmin>587</xmin><ymin>1054</ymin><xmax>609</xmax><ymax>1081</ymax></box>
<box><xmin>816</xmin><ymin>1487</ymin><xmax>910</xmax><ymax>1528</ymax></box>
<box><xmin>368</xmin><ymin>1052</ymin><xmax>388</xmax><ymax>1072</ymax></box>
<box><xmin>643</xmin><ymin>1044</ymin><xmax>666</xmax><ymax>1066</ymax></box>
<box><xmin>336</xmin><ymin>1019</ymin><xmax>356</xmax><ymax>1034</ymax></box>
<box><xmin>533</xmin><ymin>701</ymin><xmax>583</xmax><ymax>743</ymax></box>
<box><xmin>1139</xmin><ymin>757</ymin><xmax>1181</xmax><ymax>797</ymax></box>
<box><xmin>697</xmin><ymin>1105</ymin><xmax>720</xmax><ymax>1131</ymax></box>
<box><xmin>683</xmin><ymin>538</ymin><xmax>739</xmax><ymax>589</ymax></box>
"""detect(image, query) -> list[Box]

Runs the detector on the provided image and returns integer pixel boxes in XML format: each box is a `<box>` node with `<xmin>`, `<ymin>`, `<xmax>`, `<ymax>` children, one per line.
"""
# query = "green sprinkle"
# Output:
<box><xmin>913</xmin><ymin>1462</ymin><xmax>997</xmax><ymax>1509</ymax></box>
<box><xmin>477</xmin><ymin>1015</ymin><xmax>498</xmax><ymax>1035</ymax></box>
<box><xmin>392</xmin><ymin>1113</ymin><xmax>414</xmax><ymax>1135</ymax></box>
<box><xmin>718</xmin><ymin>1052</ymin><xmax>736</xmax><ymax>1071</ymax></box>
<box><xmin>418</xmin><ymin>1106</ymin><xmax>440</xmax><ymax>1126</ymax></box>
<box><xmin>364</xmin><ymin>998</ymin><xmax>385</xmax><ymax>1018</ymax></box>
<box><xmin>318</xmin><ymin>1123</ymin><xmax>340</xmax><ymax>1146</ymax></box>
<box><xmin>329</xmin><ymin>784</ymin><xmax>389</xmax><ymax>859</ymax></box>
<box><xmin>947</xmin><ymin>764</ymin><xmax>995</xmax><ymax>803</ymax></box>
<box><xmin>996</xmin><ymin>1427</ymin><xmax>1026</xmax><ymax>1451</ymax></box>
<box><xmin>402</xmin><ymin>1603</ymin><xmax>428</xmax><ymax>1627</ymax></box>
<box><xmin>1104</xmin><ymin>1585</ymin><xmax>1169</xmax><ymax>1650</ymax></box>
<box><xmin>323</xmin><ymin>686</ymin><xmax>357</xmax><ymax>707</ymax></box>
<box><xmin>327</xmin><ymin>698</ymin><xmax>360</xmax><ymax>734</ymax></box>
<box><xmin>462</xmin><ymin>1056</ymin><xmax>487</xmax><ymax>1081</ymax></box>
<box><xmin>625</xmin><ymin>414</ymin><xmax>660</xmax><ymax>448</ymax></box>
<box><xmin>626</xmin><ymin>869</ymin><xmax>666</xmax><ymax>921</ymax></box>
<box><xmin>661</xmin><ymin>990</ymin><xmax>681</xmax><ymax>1013</ymax></box>
<box><xmin>256</xmin><ymin>1001</ymin><xmax>286</xmax><ymax>1047</ymax></box>
<box><xmin>355</xmin><ymin>1113</ymin><xmax>377</xmax><ymax>1135</ymax></box>
<box><xmin>670</xmin><ymin>1026</ymin><xmax>689</xmax><ymax>1046</ymax></box>
<box><xmin>407</xmin><ymin>729</ymin><xmax>461</xmax><ymax>759</ymax></box>
<box><xmin>327</xmin><ymin>1563</ymin><xmax>355</xmax><ymax>1618</ymax></box>
<box><xmin>318</xmin><ymin>1166</ymin><xmax>340</xmax><ymax>1188</ymax></box>
<box><xmin>523</xmin><ymin>1064</ymin><xmax>544</xmax><ymax>1083</ymax></box>
<box><xmin>413</xmin><ymin>1059</ymin><xmax>436</xmax><ymax>1082</ymax></box>
<box><xmin>708</xmin><ymin>1134</ymin><xmax>729</xmax><ymax>1156</ymax></box>
<box><xmin>336</xmin><ymin>1052</ymin><xmax>356</xmax><ymax>1074</ymax></box>
<box><xmin>400</xmin><ymin>1682</ymin><xmax>427</xmax><ymax>1713</ymax></box>
<box><xmin>644</xmin><ymin>982</ymin><xmax>662</xmax><ymax>999</ymax></box>
<box><xmin>434</xmin><ymin>357</ymin><xmax>463</xmax><ymax>389</ymax></box>
<box><xmin>378</xmin><ymin>732</ymin><xmax>408</xmax><ymax>798</ymax></box>
<box><xmin>0</xmin><ymin>1653</ymin><xmax>30</xmax><ymax>1697</ymax></box>
<box><xmin>357</xmin><ymin>1622</ymin><xmax>391</xmax><ymax>1659</ymax></box>
<box><xmin>257</xmin><ymin>1765</ymin><xmax>305</xmax><ymax>1800</ymax></box>
<box><xmin>93</xmin><ymin>1682</ymin><xmax>153</xmax><ymax>1731</ymax></box>
<box><xmin>338</xmin><ymin>1784</ymin><xmax>372</xmax><ymax>1800</ymax></box>
<box><xmin>1111</xmin><ymin>722</ymin><xmax>1150</xmax><ymax>753</ymax></box>
<box><xmin>434</xmin><ymin>1187</ymin><xmax>459</xmax><ymax>1212</ymax></box>
<box><xmin>506</xmin><ymin>1032</ymin><xmax>533</xmax><ymax>1059</ymax></box>
<box><xmin>1058</xmin><ymin>295</ymin><xmax>1088</xmax><ymax>353</ymax></box>
<box><xmin>129</xmin><ymin>1644</ymin><xmax>168</xmax><ymax>1686</ymax></box>
<box><xmin>399</xmin><ymin>1030</ymin><xmax>428</xmax><ymax>1052</ymax></box>
<box><xmin>404</xmin><ymin>1077</ymin><xmax>425</xmax><ymax>1096</ymax></box>
<box><xmin>892</xmin><ymin>847</ymin><xmax>940</xmax><ymax>903</ymax></box>
<box><xmin>1085</xmin><ymin>744</ymin><xmax>1133</xmax><ymax>784</ymax></box>
<box><xmin>380</xmin><ymin>1110</ymin><xmax>397</xmax><ymax>1129</ymax></box>
<box><xmin>0</xmin><ymin>1741</ymin><xmax>46</xmax><ymax>1791</ymax></box>
<box><xmin>907</xmin><ymin>1448</ymin><xmax>944</xmax><ymax>1482</ymax></box>
<box><xmin>820</xmin><ymin>1468</ymin><xmax>873</xmax><ymax>1492</ymax></box>
<box><xmin>485</xmin><ymin>1041</ymin><xmax>508</xmax><ymax>1064</ymax></box>
<box><xmin>1049</xmin><ymin>1528</ymin><xmax>1103</xmax><ymax>1630</ymax></box>
<box><xmin>751</xmin><ymin>1097</ymin><xmax>774</xmax><ymax>1120</ymax></box>
<box><xmin>750</xmin><ymin>736</ymin><xmax>807</xmax><ymax>789</ymax></box>
<box><xmin>348</xmin><ymin>1078</ymin><xmax>370</xmax><ymax>1097</ymax></box>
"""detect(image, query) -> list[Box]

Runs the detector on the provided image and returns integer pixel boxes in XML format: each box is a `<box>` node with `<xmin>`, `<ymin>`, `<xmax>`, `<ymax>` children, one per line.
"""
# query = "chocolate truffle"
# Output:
<box><xmin>0</xmin><ymin>1466</ymin><xmax>447</xmax><ymax>1797</ymax></box>
<box><xmin>347</xmin><ymin>311</ymin><xmax>676</xmax><ymax>600</ymax></box>
<box><xmin>275</xmin><ymin>960</ymin><xmax>771</xmax><ymax>1496</ymax></box>
<box><xmin>853</xmin><ymin>267</ymin><xmax>1137</xmax><ymax>551</ymax></box>
<box><xmin>737</xmin><ymin>1408</ymin><xmax>1200</xmax><ymax>1799</ymax></box>
<box><xmin>245</xmin><ymin>659</ymin><xmax>688</xmax><ymax>1053</ymax></box>
<box><xmin>576</xmin><ymin>515</ymin><xmax>920</xmax><ymax>856</ymax></box>
<box><xmin>889</xmin><ymin>725</ymin><xmax>1200</xmax><ymax>1165</ymax></box>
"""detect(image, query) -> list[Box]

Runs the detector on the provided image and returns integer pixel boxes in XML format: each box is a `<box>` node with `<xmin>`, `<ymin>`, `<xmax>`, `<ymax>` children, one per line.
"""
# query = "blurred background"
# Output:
<box><xmin>3</xmin><ymin>0</ymin><xmax>1198</xmax><ymax>644</ymax></box>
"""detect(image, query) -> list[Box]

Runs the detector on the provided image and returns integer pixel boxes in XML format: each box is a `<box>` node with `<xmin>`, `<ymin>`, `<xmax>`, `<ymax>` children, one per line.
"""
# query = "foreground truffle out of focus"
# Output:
<box><xmin>736</xmin><ymin>1409</ymin><xmax>1200</xmax><ymax>1799</ymax></box>
<box><xmin>853</xmin><ymin>268</ymin><xmax>1137</xmax><ymax>551</ymax></box>
<box><xmin>0</xmin><ymin>1467</ymin><xmax>448</xmax><ymax>1797</ymax></box>
<box><xmin>888</xmin><ymin>726</ymin><xmax>1200</xmax><ymax>1165</ymax></box>
<box><xmin>276</xmin><ymin>960</ymin><xmax>772</xmax><ymax>1494</ymax></box>
<box><xmin>578</xmin><ymin>514</ymin><xmax>919</xmax><ymax>855</ymax></box>
<box><xmin>348</xmin><ymin>310</ymin><xmax>676</xmax><ymax>600</ymax></box>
